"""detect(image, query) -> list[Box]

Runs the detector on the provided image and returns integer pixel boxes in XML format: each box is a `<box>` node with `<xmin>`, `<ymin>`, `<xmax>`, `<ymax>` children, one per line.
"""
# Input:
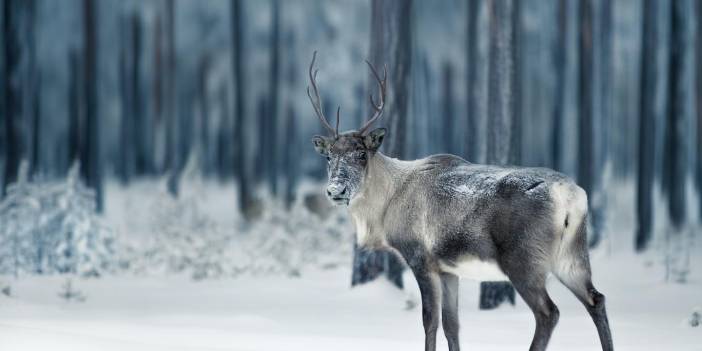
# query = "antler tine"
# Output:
<box><xmin>307</xmin><ymin>51</ymin><xmax>336</xmax><ymax>136</ymax></box>
<box><xmin>359</xmin><ymin>60</ymin><xmax>388</xmax><ymax>134</ymax></box>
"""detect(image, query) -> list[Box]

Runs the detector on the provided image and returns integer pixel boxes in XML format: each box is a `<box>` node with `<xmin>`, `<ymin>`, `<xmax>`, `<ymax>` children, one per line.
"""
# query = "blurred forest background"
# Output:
<box><xmin>1</xmin><ymin>0</ymin><xmax>701</xmax><ymax>309</ymax></box>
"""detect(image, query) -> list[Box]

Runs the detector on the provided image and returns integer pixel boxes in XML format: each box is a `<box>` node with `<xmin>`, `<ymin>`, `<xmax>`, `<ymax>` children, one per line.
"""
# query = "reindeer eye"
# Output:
<box><xmin>326</xmin><ymin>156</ymin><xmax>331</xmax><ymax>162</ymax></box>
<box><xmin>358</xmin><ymin>151</ymin><xmax>367</xmax><ymax>160</ymax></box>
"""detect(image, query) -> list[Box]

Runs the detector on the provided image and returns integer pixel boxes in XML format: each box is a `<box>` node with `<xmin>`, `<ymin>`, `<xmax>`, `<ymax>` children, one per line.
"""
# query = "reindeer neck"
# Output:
<box><xmin>348</xmin><ymin>151</ymin><xmax>412</xmax><ymax>222</ymax></box>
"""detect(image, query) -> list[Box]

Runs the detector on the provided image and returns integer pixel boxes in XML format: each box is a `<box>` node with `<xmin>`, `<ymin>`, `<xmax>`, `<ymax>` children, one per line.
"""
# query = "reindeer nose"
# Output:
<box><xmin>327</xmin><ymin>185</ymin><xmax>347</xmax><ymax>198</ymax></box>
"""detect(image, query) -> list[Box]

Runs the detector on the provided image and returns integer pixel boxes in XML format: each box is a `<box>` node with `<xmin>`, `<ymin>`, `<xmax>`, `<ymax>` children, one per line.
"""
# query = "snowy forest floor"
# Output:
<box><xmin>1</xmin><ymin>252</ymin><xmax>701</xmax><ymax>351</ymax></box>
<box><xmin>1</xmin><ymin>178</ymin><xmax>701</xmax><ymax>350</ymax></box>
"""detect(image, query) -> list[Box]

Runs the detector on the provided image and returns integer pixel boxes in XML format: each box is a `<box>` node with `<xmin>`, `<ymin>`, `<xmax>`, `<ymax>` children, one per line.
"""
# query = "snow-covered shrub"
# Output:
<box><xmin>112</xmin><ymin>176</ymin><xmax>354</xmax><ymax>279</ymax></box>
<box><xmin>0</xmin><ymin>162</ymin><xmax>114</xmax><ymax>277</ymax></box>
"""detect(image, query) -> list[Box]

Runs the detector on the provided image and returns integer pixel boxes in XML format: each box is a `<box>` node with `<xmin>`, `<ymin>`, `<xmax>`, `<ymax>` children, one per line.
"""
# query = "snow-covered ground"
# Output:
<box><xmin>1</xmin><ymin>178</ymin><xmax>700</xmax><ymax>350</ymax></box>
<box><xmin>1</xmin><ymin>251</ymin><xmax>701</xmax><ymax>351</ymax></box>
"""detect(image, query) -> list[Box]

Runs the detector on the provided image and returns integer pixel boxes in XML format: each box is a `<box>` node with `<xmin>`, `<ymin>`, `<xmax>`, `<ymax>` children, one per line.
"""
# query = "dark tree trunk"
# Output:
<box><xmin>509</xmin><ymin>0</ymin><xmax>521</xmax><ymax>165</ymax></box>
<box><xmin>369</xmin><ymin>0</ymin><xmax>412</xmax><ymax>159</ymax></box>
<box><xmin>636</xmin><ymin>0</ymin><xmax>657</xmax><ymax>251</ymax></box>
<box><xmin>551</xmin><ymin>0</ymin><xmax>567</xmax><ymax>171</ymax></box>
<box><xmin>118</xmin><ymin>15</ymin><xmax>133</xmax><ymax>183</ymax></box>
<box><xmin>283</xmin><ymin>103</ymin><xmax>298</xmax><ymax>210</ymax></box>
<box><xmin>662</xmin><ymin>0</ymin><xmax>687</xmax><ymax>231</ymax></box>
<box><xmin>68</xmin><ymin>49</ymin><xmax>82</xmax><ymax>169</ymax></box>
<box><xmin>578</xmin><ymin>0</ymin><xmax>606</xmax><ymax>247</ymax></box>
<box><xmin>82</xmin><ymin>0</ymin><xmax>102</xmax><ymax>212</ymax></box>
<box><xmin>481</xmin><ymin>0</ymin><xmax>518</xmax><ymax>310</ymax></box>
<box><xmin>164</xmin><ymin>0</ymin><xmax>179</xmax><ymax>196</ymax></box>
<box><xmin>152</xmin><ymin>14</ymin><xmax>163</xmax><ymax>172</ymax></box>
<box><xmin>30</xmin><ymin>72</ymin><xmax>40</xmax><ymax>177</ymax></box>
<box><xmin>231</xmin><ymin>0</ymin><xmax>253</xmax><ymax>218</ymax></box>
<box><xmin>255</xmin><ymin>96</ymin><xmax>267</xmax><ymax>183</ymax></box>
<box><xmin>351</xmin><ymin>0</ymin><xmax>413</xmax><ymax>289</ymax></box>
<box><xmin>441</xmin><ymin>62</ymin><xmax>455</xmax><ymax>154</ymax></box>
<box><xmin>267</xmin><ymin>0</ymin><xmax>281</xmax><ymax>197</ymax></box>
<box><xmin>2</xmin><ymin>0</ymin><xmax>22</xmax><ymax>196</ymax></box>
<box><xmin>197</xmin><ymin>53</ymin><xmax>212</xmax><ymax>175</ymax></box>
<box><xmin>216</xmin><ymin>85</ymin><xmax>232</xmax><ymax>179</ymax></box>
<box><xmin>578</xmin><ymin>0</ymin><xmax>594</xmax><ymax>203</ymax></box>
<box><xmin>465</xmin><ymin>0</ymin><xmax>480</xmax><ymax>162</ymax></box>
<box><xmin>130</xmin><ymin>13</ymin><xmax>147</xmax><ymax>176</ymax></box>
<box><xmin>26</xmin><ymin>0</ymin><xmax>38</xmax><ymax>178</ymax></box>
<box><xmin>696</xmin><ymin>0</ymin><xmax>702</xmax><ymax>220</ymax></box>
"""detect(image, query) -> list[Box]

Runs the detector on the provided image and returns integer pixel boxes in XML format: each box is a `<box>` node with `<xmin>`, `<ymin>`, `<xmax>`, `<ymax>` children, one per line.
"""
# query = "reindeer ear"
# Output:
<box><xmin>364</xmin><ymin>128</ymin><xmax>386</xmax><ymax>151</ymax></box>
<box><xmin>312</xmin><ymin>135</ymin><xmax>331</xmax><ymax>156</ymax></box>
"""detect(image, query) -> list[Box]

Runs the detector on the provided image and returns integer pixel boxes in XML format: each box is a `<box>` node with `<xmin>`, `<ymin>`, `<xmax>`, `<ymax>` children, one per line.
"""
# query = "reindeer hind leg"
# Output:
<box><xmin>553</xmin><ymin>219</ymin><xmax>613</xmax><ymax>351</ymax></box>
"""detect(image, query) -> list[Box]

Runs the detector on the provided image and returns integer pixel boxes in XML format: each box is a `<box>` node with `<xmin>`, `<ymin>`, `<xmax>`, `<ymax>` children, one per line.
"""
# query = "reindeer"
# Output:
<box><xmin>307</xmin><ymin>52</ymin><xmax>613</xmax><ymax>351</ymax></box>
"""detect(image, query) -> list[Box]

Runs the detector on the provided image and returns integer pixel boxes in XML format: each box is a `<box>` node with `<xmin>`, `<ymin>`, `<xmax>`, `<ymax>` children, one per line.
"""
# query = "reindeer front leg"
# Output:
<box><xmin>411</xmin><ymin>265</ymin><xmax>441</xmax><ymax>351</ymax></box>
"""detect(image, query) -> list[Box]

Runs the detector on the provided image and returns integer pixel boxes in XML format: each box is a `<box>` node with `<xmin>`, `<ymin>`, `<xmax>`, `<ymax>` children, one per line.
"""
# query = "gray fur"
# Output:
<box><xmin>312</xmin><ymin>130</ymin><xmax>613</xmax><ymax>351</ymax></box>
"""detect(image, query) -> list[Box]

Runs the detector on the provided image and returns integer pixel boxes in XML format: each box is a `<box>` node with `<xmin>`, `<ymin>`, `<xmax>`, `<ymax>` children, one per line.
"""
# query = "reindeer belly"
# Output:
<box><xmin>439</xmin><ymin>256</ymin><xmax>509</xmax><ymax>281</ymax></box>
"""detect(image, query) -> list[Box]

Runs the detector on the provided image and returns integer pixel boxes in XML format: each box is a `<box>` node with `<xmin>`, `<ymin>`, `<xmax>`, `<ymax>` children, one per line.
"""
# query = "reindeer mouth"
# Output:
<box><xmin>330</xmin><ymin>196</ymin><xmax>350</xmax><ymax>206</ymax></box>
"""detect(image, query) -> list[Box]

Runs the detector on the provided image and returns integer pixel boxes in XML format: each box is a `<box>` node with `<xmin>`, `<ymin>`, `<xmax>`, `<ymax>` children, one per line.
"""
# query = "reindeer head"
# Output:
<box><xmin>308</xmin><ymin>51</ymin><xmax>387</xmax><ymax>206</ymax></box>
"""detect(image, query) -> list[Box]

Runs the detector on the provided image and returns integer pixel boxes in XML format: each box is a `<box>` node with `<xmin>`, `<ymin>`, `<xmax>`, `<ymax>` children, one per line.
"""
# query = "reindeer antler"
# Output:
<box><xmin>358</xmin><ymin>60</ymin><xmax>387</xmax><ymax>135</ymax></box>
<box><xmin>307</xmin><ymin>51</ymin><xmax>339</xmax><ymax>137</ymax></box>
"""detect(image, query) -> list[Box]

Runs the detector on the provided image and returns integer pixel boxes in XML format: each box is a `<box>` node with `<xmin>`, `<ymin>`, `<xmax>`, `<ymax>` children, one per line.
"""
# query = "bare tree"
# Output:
<box><xmin>282</xmin><ymin>103</ymin><xmax>298</xmax><ymax>209</ymax></box>
<box><xmin>551</xmin><ymin>0</ymin><xmax>567</xmax><ymax>171</ymax></box>
<box><xmin>82</xmin><ymin>0</ymin><xmax>102</xmax><ymax>211</ymax></box>
<box><xmin>67</xmin><ymin>49</ymin><xmax>82</xmax><ymax>169</ymax></box>
<box><xmin>465</xmin><ymin>0</ymin><xmax>480</xmax><ymax>162</ymax></box>
<box><xmin>197</xmin><ymin>53</ymin><xmax>212</xmax><ymax>175</ymax></box>
<box><xmin>2</xmin><ymin>0</ymin><xmax>25</xmax><ymax>196</ymax></box>
<box><xmin>231</xmin><ymin>0</ymin><xmax>254</xmax><ymax>218</ymax></box>
<box><xmin>351</xmin><ymin>0</ymin><xmax>412</xmax><ymax>289</ymax></box>
<box><xmin>164</xmin><ymin>0</ymin><xmax>179</xmax><ymax>196</ymax></box>
<box><xmin>578</xmin><ymin>0</ymin><xmax>607</xmax><ymax>247</ymax></box>
<box><xmin>636</xmin><ymin>0</ymin><xmax>657</xmax><ymax>251</ymax></box>
<box><xmin>661</xmin><ymin>0</ymin><xmax>688</xmax><ymax>231</ymax></box>
<box><xmin>441</xmin><ymin>62</ymin><xmax>455</xmax><ymax>154</ymax></box>
<box><xmin>481</xmin><ymin>0</ymin><xmax>519</xmax><ymax>310</ymax></box>
<box><xmin>118</xmin><ymin>15</ymin><xmax>129</xmax><ymax>183</ymax></box>
<box><xmin>696</xmin><ymin>0</ymin><xmax>702</xmax><ymax>220</ymax></box>
<box><xmin>267</xmin><ymin>0</ymin><xmax>281</xmax><ymax>197</ymax></box>
<box><xmin>216</xmin><ymin>85</ymin><xmax>232</xmax><ymax>179</ymax></box>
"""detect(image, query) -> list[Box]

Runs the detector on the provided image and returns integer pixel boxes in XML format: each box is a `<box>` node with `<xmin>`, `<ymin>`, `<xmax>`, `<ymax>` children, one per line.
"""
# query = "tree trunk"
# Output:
<box><xmin>441</xmin><ymin>62</ymin><xmax>455</xmax><ymax>154</ymax></box>
<box><xmin>481</xmin><ymin>0</ymin><xmax>517</xmax><ymax>310</ymax></box>
<box><xmin>197</xmin><ymin>53</ymin><xmax>212</xmax><ymax>175</ymax></box>
<box><xmin>509</xmin><ymin>0</ymin><xmax>521</xmax><ymax>165</ymax></box>
<box><xmin>2</xmin><ymin>0</ymin><xmax>22</xmax><ymax>196</ymax></box>
<box><xmin>68</xmin><ymin>49</ymin><xmax>82</xmax><ymax>169</ymax></box>
<box><xmin>551</xmin><ymin>0</ymin><xmax>567</xmax><ymax>171</ymax></box>
<box><xmin>216</xmin><ymin>85</ymin><xmax>232</xmax><ymax>179</ymax></box>
<box><xmin>283</xmin><ymin>103</ymin><xmax>298</xmax><ymax>210</ymax></box>
<box><xmin>578</xmin><ymin>0</ymin><xmax>607</xmax><ymax>247</ymax></box>
<box><xmin>351</xmin><ymin>0</ymin><xmax>412</xmax><ymax>289</ymax></box>
<box><xmin>636</xmin><ymin>0</ymin><xmax>657</xmax><ymax>252</ymax></box>
<box><xmin>164</xmin><ymin>0</ymin><xmax>179</xmax><ymax>196</ymax></box>
<box><xmin>118</xmin><ymin>14</ymin><xmax>133</xmax><ymax>183</ymax></box>
<box><xmin>267</xmin><ymin>0</ymin><xmax>281</xmax><ymax>197</ymax></box>
<box><xmin>696</xmin><ymin>0</ymin><xmax>702</xmax><ymax>220</ymax></box>
<box><xmin>152</xmin><ymin>14</ymin><xmax>164</xmax><ymax>172</ymax></box>
<box><xmin>662</xmin><ymin>0</ymin><xmax>687</xmax><ymax>231</ymax></box>
<box><xmin>231</xmin><ymin>0</ymin><xmax>253</xmax><ymax>218</ymax></box>
<box><xmin>26</xmin><ymin>0</ymin><xmax>38</xmax><ymax>178</ymax></box>
<box><xmin>130</xmin><ymin>13</ymin><xmax>147</xmax><ymax>176</ymax></box>
<box><xmin>465</xmin><ymin>0</ymin><xmax>480</xmax><ymax>162</ymax></box>
<box><xmin>82</xmin><ymin>0</ymin><xmax>102</xmax><ymax>212</ymax></box>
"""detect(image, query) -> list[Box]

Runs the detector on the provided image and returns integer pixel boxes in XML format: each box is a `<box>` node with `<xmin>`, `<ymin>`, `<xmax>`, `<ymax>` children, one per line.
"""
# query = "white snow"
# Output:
<box><xmin>1</xmin><ymin>177</ymin><xmax>700</xmax><ymax>351</ymax></box>
<box><xmin>1</xmin><ymin>252</ymin><xmax>701</xmax><ymax>351</ymax></box>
